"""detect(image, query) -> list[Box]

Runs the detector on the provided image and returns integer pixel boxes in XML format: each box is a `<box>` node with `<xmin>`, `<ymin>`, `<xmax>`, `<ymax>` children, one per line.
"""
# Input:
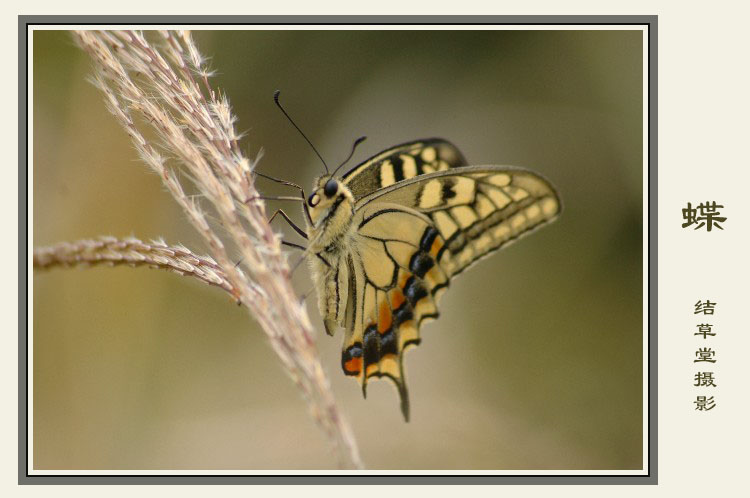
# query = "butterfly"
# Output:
<box><xmin>264</xmin><ymin>93</ymin><xmax>561</xmax><ymax>421</ymax></box>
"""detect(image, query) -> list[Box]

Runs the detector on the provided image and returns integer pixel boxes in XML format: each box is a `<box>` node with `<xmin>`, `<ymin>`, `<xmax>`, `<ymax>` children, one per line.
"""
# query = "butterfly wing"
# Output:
<box><xmin>342</xmin><ymin>138</ymin><xmax>467</xmax><ymax>200</ymax></box>
<box><xmin>355</xmin><ymin>165</ymin><xmax>562</xmax><ymax>275</ymax></box>
<box><xmin>341</xmin><ymin>166</ymin><xmax>561</xmax><ymax>420</ymax></box>
<box><xmin>341</xmin><ymin>203</ymin><xmax>449</xmax><ymax>421</ymax></box>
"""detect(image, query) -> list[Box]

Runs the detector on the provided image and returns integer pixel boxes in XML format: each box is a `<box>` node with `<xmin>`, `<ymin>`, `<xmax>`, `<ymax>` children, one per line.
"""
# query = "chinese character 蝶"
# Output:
<box><xmin>694</xmin><ymin>300</ymin><xmax>716</xmax><ymax>315</ymax></box>
<box><xmin>694</xmin><ymin>347</ymin><xmax>717</xmax><ymax>363</ymax></box>
<box><xmin>682</xmin><ymin>201</ymin><xmax>726</xmax><ymax>232</ymax></box>
<box><xmin>694</xmin><ymin>395</ymin><xmax>716</xmax><ymax>411</ymax></box>
<box><xmin>694</xmin><ymin>372</ymin><xmax>717</xmax><ymax>387</ymax></box>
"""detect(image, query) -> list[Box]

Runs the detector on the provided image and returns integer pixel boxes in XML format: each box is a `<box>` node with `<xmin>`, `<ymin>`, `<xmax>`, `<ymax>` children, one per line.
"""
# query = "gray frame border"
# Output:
<box><xmin>20</xmin><ymin>15</ymin><xmax>657</xmax><ymax>485</ymax></box>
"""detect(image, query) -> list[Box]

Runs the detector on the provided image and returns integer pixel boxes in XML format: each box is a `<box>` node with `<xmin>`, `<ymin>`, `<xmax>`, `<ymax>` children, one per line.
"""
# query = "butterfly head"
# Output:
<box><xmin>306</xmin><ymin>175</ymin><xmax>355</xmax><ymax>231</ymax></box>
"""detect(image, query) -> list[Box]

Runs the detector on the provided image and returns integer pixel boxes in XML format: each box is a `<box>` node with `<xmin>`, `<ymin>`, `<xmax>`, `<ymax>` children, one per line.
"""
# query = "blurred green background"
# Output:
<box><xmin>33</xmin><ymin>29</ymin><xmax>643</xmax><ymax>470</ymax></box>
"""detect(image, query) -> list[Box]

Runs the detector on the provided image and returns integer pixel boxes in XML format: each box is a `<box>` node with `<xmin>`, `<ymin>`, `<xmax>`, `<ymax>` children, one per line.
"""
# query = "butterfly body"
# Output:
<box><xmin>298</xmin><ymin>139</ymin><xmax>561</xmax><ymax>421</ymax></box>
<box><xmin>303</xmin><ymin>175</ymin><xmax>357</xmax><ymax>336</ymax></box>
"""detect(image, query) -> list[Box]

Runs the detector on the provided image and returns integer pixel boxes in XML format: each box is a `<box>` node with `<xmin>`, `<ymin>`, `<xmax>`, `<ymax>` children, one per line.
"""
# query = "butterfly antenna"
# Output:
<box><xmin>274</xmin><ymin>90</ymin><xmax>329</xmax><ymax>174</ymax></box>
<box><xmin>331</xmin><ymin>135</ymin><xmax>367</xmax><ymax>178</ymax></box>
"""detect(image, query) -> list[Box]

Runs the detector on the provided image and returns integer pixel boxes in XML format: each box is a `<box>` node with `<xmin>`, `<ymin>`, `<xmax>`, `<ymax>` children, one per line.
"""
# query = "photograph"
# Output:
<box><xmin>30</xmin><ymin>26</ymin><xmax>646</xmax><ymax>472</ymax></box>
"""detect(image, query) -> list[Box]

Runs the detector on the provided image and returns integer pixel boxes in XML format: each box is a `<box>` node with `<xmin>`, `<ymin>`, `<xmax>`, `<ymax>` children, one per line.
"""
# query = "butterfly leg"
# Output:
<box><xmin>281</xmin><ymin>240</ymin><xmax>306</xmax><ymax>251</ymax></box>
<box><xmin>253</xmin><ymin>171</ymin><xmax>313</xmax><ymax>225</ymax></box>
<box><xmin>268</xmin><ymin>209</ymin><xmax>308</xmax><ymax>240</ymax></box>
<box><xmin>232</xmin><ymin>211</ymin><xmax>306</xmax><ymax>265</ymax></box>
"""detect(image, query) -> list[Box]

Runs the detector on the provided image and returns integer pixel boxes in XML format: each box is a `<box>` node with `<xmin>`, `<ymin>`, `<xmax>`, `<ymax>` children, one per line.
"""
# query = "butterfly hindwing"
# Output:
<box><xmin>337</xmin><ymin>167</ymin><xmax>560</xmax><ymax>418</ymax></box>
<box><xmin>340</xmin><ymin>203</ymin><xmax>451</xmax><ymax>420</ymax></box>
<box><xmin>342</xmin><ymin>139</ymin><xmax>468</xmax><ymax>200</ymax></box>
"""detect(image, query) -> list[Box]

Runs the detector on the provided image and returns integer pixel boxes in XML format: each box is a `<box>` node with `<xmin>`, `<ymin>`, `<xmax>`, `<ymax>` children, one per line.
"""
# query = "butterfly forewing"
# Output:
<box><xmin>356</xmin><ymin>166</ymin><xmax>561</xmax><ymax>276</ymax></box>
<box><xmin>342</xmin><ymin>138</ymin><xmax>468</xmax><ymax>200</ymax></box>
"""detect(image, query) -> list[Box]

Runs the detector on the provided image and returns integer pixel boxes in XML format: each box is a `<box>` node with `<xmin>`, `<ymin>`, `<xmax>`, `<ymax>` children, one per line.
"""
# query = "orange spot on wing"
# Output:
<box><xmin>378</xmin><ymin>301</ymin><xmax>392</xmax><ymax>332</ymax></box>
<box><xmin>430</xmin><ymin>237</ymin><xmax>443</xmax><ymax>259</ymax></box>
<box><xmin>344</xmin><ymin>357</ymin><xmax>362</xmax><ymax>375</ymax></box>
<box><xmin>390</xmin><ymin>289</ymin><xmax>406</xmax><ymax>310</ymax></box>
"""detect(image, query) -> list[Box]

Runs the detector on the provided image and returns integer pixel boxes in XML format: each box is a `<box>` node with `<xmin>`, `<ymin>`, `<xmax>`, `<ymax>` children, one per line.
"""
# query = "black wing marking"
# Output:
<box><xmin>341</xmin><ymin>138</ymin><xmax>467</xmax><ymax>200</ymax></box>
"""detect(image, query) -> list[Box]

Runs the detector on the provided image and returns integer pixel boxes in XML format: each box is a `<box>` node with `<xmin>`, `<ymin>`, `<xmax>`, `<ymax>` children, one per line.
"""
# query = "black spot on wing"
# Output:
<box><xmin>393</xmin><ymin>301</ymin><xmax>414</xmax><ymax>325</ymax></box>
<box><xmin>404</xmin><ymin>276</ymin><xmax>428</xmax><ymax>306</ymax></box>
<box><xmin>419</xmin><ymin>226</ymin><xmax>439</xmax><ymax>252</ymax></box>
<box><xmin>363</xmin><ymin>325</ymin><xmax>380</xmax><ymax>368</ymax></box>
<box><xmin>413</xmin><ymin>153</ymin><xmax>425</xmax><ymax>175</ymax></box>
<box><xmin>391</xmin><ymin>155</ymin><xmax>404</xmax><ymax>182</ymax></box>
<box><xmin>409</xmin><ymin>252</ymin><xmax>434</xmax><ymax>278</ymax></box>
<box><xmin>380</xmin><ymin>328</ymin><xmax>398</xmax><ymax>356</ymax></box>
<box><xmin>442</xmin><ymin>179</ymin><xmax>457</xmax><ymax>201</ymax></box>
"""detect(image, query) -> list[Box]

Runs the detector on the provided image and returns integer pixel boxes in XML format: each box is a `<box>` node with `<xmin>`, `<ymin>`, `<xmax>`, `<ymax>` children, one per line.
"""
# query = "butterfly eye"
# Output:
<box><xmin>308</xmin><ymin>193</ymin><xmax>320</xmax><ymax>207</ymax></box>
<box><xmin>324</xmin><ymin>179</ymin><xmax>338</xmax><ymax>198</ymax></box>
